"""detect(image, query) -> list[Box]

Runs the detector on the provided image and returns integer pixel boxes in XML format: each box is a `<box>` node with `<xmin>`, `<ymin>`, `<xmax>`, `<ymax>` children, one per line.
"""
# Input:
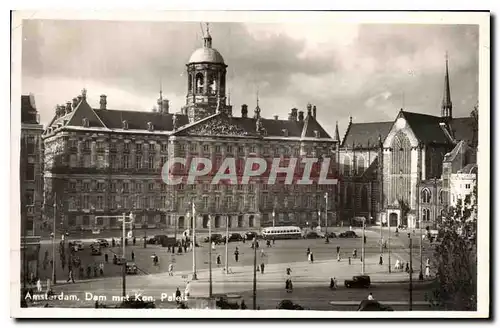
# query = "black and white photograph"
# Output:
<box><xmin>10</xmin><ymin>10</ymin><xmax>490</xmax><ymax>318</ymax></box>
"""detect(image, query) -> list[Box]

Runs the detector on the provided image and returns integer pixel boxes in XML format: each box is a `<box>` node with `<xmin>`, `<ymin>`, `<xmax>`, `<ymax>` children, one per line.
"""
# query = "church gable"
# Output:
<box><xmin>173</xmin><ymin>113</ymin><xmax>253</xmax><ymax>137</ymax></box>
<box><xmin>383</xmin><ymin>113</ymin><xmax>420</xmax><ymax>148</ymax></box>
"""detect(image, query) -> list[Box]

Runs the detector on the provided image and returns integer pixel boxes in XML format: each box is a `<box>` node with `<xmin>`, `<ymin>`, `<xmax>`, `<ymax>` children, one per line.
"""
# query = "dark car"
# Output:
<box><xmin>244</xmin><ymin>232</ymin><xmax>258</xmax><ymax>241</ymax></box>
<box><xmin>357</xmin><ymin>300</ymin><xmax>394</xmax><ymax>311</ymax></box>
<box><xmin>204</xmin><ymin>234</ymin><xmax>224</xmax><ymax>244</ymax></box>
<box><xmin>344</xmin><ymin>275</ymin><xmax>371</xmax><ymax>288</ymax></box>
<box><xmin>117</xmin><ymin>300</ymin><xmax>156</xmax><ymax>308</ymax></box>
<box><xmin>277</xmin><ymin>300</ymin><xmax>305</xmax><ymax>310</ymax></box>
<box><xmin>126</xmin><ymin>262</ymin><xmax>138</xmax><ymax>274</ymax></box>
<box><xmin>90</xmin><ymin>244</ymin><xmax>102</xmax><ymax>256</ymax></box>
<box><xmin>325</xmin><ymin>232</ymin><xmax>337</xmax><ymax>238</ymax></box>
<box><xmin>227</xmin><ymin>233</ymin><xmax>243</xmax><ymax>242</ymax></box>
<box><xmin>95</xmin><ymin>239</ymin><xmax>109</xmax><ymax>247</ymax></box>
<box><xmin>304</xmin><ymin>231</ymin><xmax>322</xmax><ymax>239</ymax></box>
<box><xmin>339</xmin><ymin>231</ymin><xmax>358</xmax><ymax>238</ymax></box>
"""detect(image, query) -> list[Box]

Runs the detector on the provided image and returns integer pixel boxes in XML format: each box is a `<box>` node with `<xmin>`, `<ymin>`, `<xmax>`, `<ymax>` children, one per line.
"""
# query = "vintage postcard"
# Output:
<box><xmin>10</xmin><ymin>10</ymin><xmax>490</xmax><ymax>318</ymax></box>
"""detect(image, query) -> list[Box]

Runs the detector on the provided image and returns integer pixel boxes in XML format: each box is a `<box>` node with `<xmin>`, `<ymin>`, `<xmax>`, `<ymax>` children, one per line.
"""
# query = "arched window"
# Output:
<box><xmin>195</xmin><ymin>73</ymin><xmax>204</xmax><ymax>93</ymax></box>
<box><xmin>343</xmin><ymin>156</ymin><xmax>351</xmax><ymax>176</ymax></box>
<box><xmin>361</xmin><ymin>185</ymin><xmax>369</xmax><ymax>211</ymax></box>
<box><xmin>357</xmin><ymin>156</ymin><xmax>365</xmax><ymax>176</ymax></box>
<box><xmin>188</xmin><ymin>74</ymin><xmax>193</xmax><ymax>91</ymax></box>
<box><xmin>422</xmin><ymin>208</ymin><xmax>431</xmax><ymax>222</ymax></box>
<box><xmin>421</xmin><ymin>189</ymin><xmax>431</xmax><ymax>204</ymax></box>
<box><xmin>208</xmin><ymin>74</ymin><xmax>217</xmax><ymax>94</ymax></box>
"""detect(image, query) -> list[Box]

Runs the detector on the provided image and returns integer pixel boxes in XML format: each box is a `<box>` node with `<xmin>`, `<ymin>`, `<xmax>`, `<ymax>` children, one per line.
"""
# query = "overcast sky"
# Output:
<box><xmin>21</xmin><ymin>19</ymin><xmax>479</xmax><ymax>137</ymax></box>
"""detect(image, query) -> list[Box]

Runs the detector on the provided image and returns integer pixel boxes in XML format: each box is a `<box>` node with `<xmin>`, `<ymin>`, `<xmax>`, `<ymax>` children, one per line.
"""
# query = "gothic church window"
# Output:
<box><xmin>421</xmin><ymin>189</ymin><xmax>431</xmax><ymax>204</ymax></box>
<box><xmin>357</xmin><ymin>156</ymin><xmax>365</xmax><ymax>175</ymax></box>
<box><xmin>343</xmin><ymin>156</ymin><xmax>351</xmax><ymax>176</ymax></box>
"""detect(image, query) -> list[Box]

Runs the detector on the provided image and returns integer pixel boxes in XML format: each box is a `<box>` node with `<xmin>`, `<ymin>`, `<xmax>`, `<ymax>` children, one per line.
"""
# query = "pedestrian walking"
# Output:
<box><xmin>306</xmin><ymin>247</ymin><xmax>311</xmax><ymax>257</ymax></box>
<box><xmin>308</xmin><ymin>252</ymin><xmax>312</xmax><ymax>263</ymax></box>
<box><xmin>337</xmin><ymin>253</ymin><xmax>341</xmax><ymax>262</ymax></box>
<box><xmin>184</xmin><ymin>244</ymin><xmax>188</xmax><ymax>253</ymax></box>
<box><xmin>266</xmin><ymin>240</ymin><xmax>271</xmax><ymax>247</ymax></box>
<box><xmin>212</xmin><ymin>241</ymin><xmax>216</xmax><ymax>250</ymax></box>
<box><xmin>178</xmin><ymin>245</ymin><xmax>183</xmax><ymax>254</ymax></box>
<box><xmin>131</xmin><ymin>251</ymin><xmax>135</xmax><ymax>260</ymax></box>
<box><xmin>286</xmin><ymin>267</ymin><xmax>292</xmax><ymax>276</ymax></box>
<box><xmin>133</xmin><ymin>237</ymin><xmax>136</xmax><ymax>246</ymax></box>
<box><xmin>94</xmin><ymin>264</ymin><xmax>98</xmax><ymax>277</ymax></box>
<box><xmin>425</xmin><ymin>262</ymin><xmax>431</xmax><ymax>278</ymax></box>
<box><xmin>336</xmin><ymin>246</ymin><xmax>340</xmax><ymax>254</ymax></box>
<box><xmin>364</xmin><ymin>235</ymin><xmax>367</xmax><ymax>244</ymax></box>
<box><xmin>260</xmin><ymin>262</ymin><xmax>265</xmax><ymax>274</ymax></box>
<box><xmin>395</xmin><ymin>259</ymin><xmax>401</xmax><ymax>270</ymax></box>
<box><xmin>260</xmin><ymin>249</ymin><xmax>265</xmax><ymax>257</ymax></box>
<box><xmin>405</xmin><ymin>262</ymin><xmax>410</xmax><ymax>273</ymax></box>
<box><xmin>67</xmin><ymin>269</ymin><xmax>75</xmax><ymax>283</ymax></box>
<box><xmin>112</xmin><ymin>238</ymin><xmax>115</xmax><ymax>247</ymax></box>
<box><xmin>168</xmin><ymin>263</ymin><xmax>174</xmax><ymax>276</ymax></box>
<box><xmin>348</xmin><ymin>257</ymin><xmax>351</xmax><ymax>265</ymax></box>
<box><xmin>104</xmin><ymin>253</ymin><xmax>108</xmax><ymax>263</ymax></box>
<box><xmin>379</xmin><ymin>255</ymin><xmax>383</xmax><ymax>265</ymax></box>
<box><xmin>240</xmin><ymin>300</ymin><xmax>247</xmax><ymax>309</ymax></box>
<box><xmin>334</xmin><ymin>277</ymin><xmax>338</xmax><ymax>289</ymax></box>
<box><xmin>36</xmin><ymin>279</ymin><xmax>42</xmax><ymax>292</ymax></box>
<box><xmin>353</xmin><ymin>248</ymin><xmax>357</xmax><ymax>258</ymax></box>
<box><xmin>185</xmin><ymin>281</ymin><xmax>191</xmax><ymax>298</ymax></box>
<box><xmin>368</xmin><ymin>293</ymin><xmax>374</xmax><ymax>301</ymax></box>
<box><xmin>99</xmin><ymin>263</ymin><xmax>104</xmax><ymax>276</ymax></box>
<box><xmin>330</xmin><ymin>278</ymin><xmax>334</xmax><ymax>290</ymax></box>
<box><xmin>216</xmin><ymin>255</ymin><xmax>221</xmax><ymax>267</ymax></box>
<box><xmin>310</xmin><ymin>252</ymin><xmax>314</xmax><ymax>263</ymax></box>
<box><xmin>175</xmin><ymin>287</ymin><xmax>181</xmax><ymax>303</ymax></box>
<box><xmin>234</xmin><ymin>249</ymin><xmax>239</xmax><ymax>262</ymax></box>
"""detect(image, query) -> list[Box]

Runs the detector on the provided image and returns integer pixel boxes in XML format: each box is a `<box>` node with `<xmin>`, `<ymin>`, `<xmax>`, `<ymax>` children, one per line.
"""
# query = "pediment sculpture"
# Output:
<box><xmin>186</xmin><ymin>117</ymin><xmax>248</xmax><ymax>136</ymax></box>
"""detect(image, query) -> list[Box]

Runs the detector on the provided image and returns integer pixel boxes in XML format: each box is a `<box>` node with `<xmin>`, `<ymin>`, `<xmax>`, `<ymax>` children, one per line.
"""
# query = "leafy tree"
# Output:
<box><xmin>427</xmin><ymin>184</ymin><xmax>477</xmax><ymax>310</ymax></box>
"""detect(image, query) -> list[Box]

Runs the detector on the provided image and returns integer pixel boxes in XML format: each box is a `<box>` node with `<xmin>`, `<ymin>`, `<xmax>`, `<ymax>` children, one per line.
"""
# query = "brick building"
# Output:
<box><xmin>338</xmin><ymin>57</ymin><xmax>478</xmax><ymax>229</ymax></box>
<box><xmin>20</xmin><ymin>94</ymin><xmax>43</xmax><ymax>282</ymax></box>
<box><xmin>41</xmin><ymin>26</ymin><xmax>339</xmax><ymax>233</ymax></box>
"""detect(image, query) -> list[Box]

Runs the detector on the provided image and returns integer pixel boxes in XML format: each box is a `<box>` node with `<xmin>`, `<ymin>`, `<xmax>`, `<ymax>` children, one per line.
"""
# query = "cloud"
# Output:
<box><xmin>21</xmin><ymin>19</ymin><xmax>479</xmax><ymax>139</ymax></box>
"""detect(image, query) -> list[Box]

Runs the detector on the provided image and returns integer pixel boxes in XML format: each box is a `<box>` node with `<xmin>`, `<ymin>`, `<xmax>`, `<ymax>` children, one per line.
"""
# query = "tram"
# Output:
<box><xmin>261</xmin><ymin>226</ymin><xmax>303</xmax><ymax>240</ymax></box>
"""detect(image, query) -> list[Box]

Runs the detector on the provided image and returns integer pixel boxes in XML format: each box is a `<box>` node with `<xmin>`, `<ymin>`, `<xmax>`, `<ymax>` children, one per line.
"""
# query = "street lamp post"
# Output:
<box><xmin>388</xmin><ymin>212</ymin><xmax>391</xmax><ymax>274</ymax></box>
<box><xmin>191</xmin><ymin>202</ymin><xmax>198</xmax><ymax>281</ymax></box>
<box><xmin>208</xmin><ymin>214</ymin><xmax>213</xmax><ymax>298</ymax></box>
<box><xmin>408</xmin><ymin>232</ymin><xmax>413</xmax><ymax>311</ymax></box>
<box><xmin>252</xmin><ymin>237</ymin><xmax>257</xmax><ymax>310</ymax></box>
<box><xmin>325</xmin><ymin>192</ymin><xmax>329</xmax><ymax>243</ymax></box>
<box><xmin>272</xmin><ymin>208</ymin><xmax>275</xmax><ymax>228</ymax></box>
<box><xmin>51</xmin><ymin>192</ymin><xmax>57</xmax><ymax>285</ymax></box>
<box><xmin>225</xmin><ymin>215</ymin><xmax>229</xmax><ymax>274</ymax></box>
<box><xmin>361</xmin><ymin>218</ymin><xmax>366</xmax><ymax>275</ymax></box>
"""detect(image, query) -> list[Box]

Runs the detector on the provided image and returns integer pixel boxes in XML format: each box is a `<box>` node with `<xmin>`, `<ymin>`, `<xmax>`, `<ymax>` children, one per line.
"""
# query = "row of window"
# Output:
<box><xmin>67</xmin><ymin>181</ymin><xmax>168</xmax><ymax>193</ymax></box>
<box><xmin>67</xmin><ymin>194</ymin><xmax>169</xmax><ymax>210</ymax></box>
<box><xmin>421</xmin><ymin>189</ymin><xmax>447</xmax><ymax>204</ymax></box>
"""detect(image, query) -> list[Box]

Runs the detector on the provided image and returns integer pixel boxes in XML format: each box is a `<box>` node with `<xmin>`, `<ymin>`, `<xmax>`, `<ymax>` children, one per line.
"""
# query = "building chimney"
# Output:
<box><xmin>298</xmin><ymin>111</ymin><xmax>304</xmax><ymax>122</ymax></box>
<box><xmin>66</xmin><ymin>101</ymin><xmax>72</xmax><ymax>114</ymax></box>
<box><xmin>99</xmin><ymin>94</ymin><xmax>107</xmax><ymax>110</ymax></box>
<box><xmin>274</xmin><ymin>115</ymin><xmax>279</xmax><ymax>120</ymax></box>
<box><xmin>291</xmin><ymin>108</ymin><xmax>298</xmax><ymax>121</ymax></box>
<box><xmin>72</xmin><ymin>97</ymin><xmax>79</xmax><ymax>109</ymax></box>
<box><xmin>241</xmin><ymin>104</ymin><xmax>248</xmax><ymax>118</ymax></box>
<box><xmin>312</xmin><ymin>105</ymin><xmax>317</xmax><ymax>119</ymax></box>
<box><xmin>306</xmin><ymin>103</ymin><xmax>312</xmax><ymax>117</ymax></box>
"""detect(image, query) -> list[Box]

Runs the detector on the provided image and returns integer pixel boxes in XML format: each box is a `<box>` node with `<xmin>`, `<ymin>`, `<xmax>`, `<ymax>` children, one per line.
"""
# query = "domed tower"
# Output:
<box><xmin>184</xmin><ymin>23</ymin><xmax>228</xmax><ymax>123</ymax></box>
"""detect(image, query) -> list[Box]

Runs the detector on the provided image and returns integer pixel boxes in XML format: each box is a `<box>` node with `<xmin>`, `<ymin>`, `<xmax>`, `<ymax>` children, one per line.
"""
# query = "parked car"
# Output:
<box><xmin>90</xmin><ymin>244</ymin><xmax>102</xmax><ymax>256</ymax></box>
<box><xmin>325</xmin><ymin>232</ymin><xmax>337</xmax><ymax>238</ymax></box>
<box><xmin>244</xmin><ymin>232</ymin><xmax>258</xmax><ymax>241</ymax></box>
<box><xmin>95</xmin><ymin>239</ymin><xmax>109</xmax><ymax>247</ymax></box>
<box><xmin>344</xmin><ymin>275</ymin><xmax>371</xmax><ymax>288</ymax></box>
<box><xmin>339</xmin><ymin>231</ymin><xmax>358</xmax><ymax>238</ymax></box>
<box><xmin>69</xmin><ymin>240</ymin><xmax>84</xmax><ymax>250</ymax></box>
<box><xmin>227</xmin><ymin>233</ymin><xmax>243</xmax><ymax>242</ymax></box>
<box><xmin>114</xmin><ymin>257</ymin><xmax>126</xmax><ymax>265</ymax></box>
<box><xmin>277</xmin><ymin>300</ymin><xmax>305</xmax><ymax>310</ymax></box>
<box><xmin>126</xmin><ymin>262</ymin><xmax>138</xmax><ymax>274</ymax></box>
<box><xmin>204</xmin><ymin>234</ymin><xmax>224</xmax><ymax>244</ymax></box>
<box><xmin>357</xmin><ymin>300</ymin><xmax>393</xmax><ymax>311</ymax></box>
<box><xmin>304</xmin><ymin>231</ymin><xmax>323</xmax><ymax>239</ymax></box>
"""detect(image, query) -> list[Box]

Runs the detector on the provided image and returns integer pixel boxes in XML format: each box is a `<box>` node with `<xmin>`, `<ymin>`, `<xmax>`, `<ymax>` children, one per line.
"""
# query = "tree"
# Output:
<box><xmin>427</xmin><ymin>185</ymin><xmax>477</xmax><ymax>310</ymax></box>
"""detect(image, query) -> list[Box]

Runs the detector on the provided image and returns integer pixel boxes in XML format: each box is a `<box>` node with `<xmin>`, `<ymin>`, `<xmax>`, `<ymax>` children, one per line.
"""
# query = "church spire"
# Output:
<box><xmin>334</xmin><ymin>121</ymin><xmax>340</xmax><ymax>142</ymax></box>
<box><xmin>441</xmin><ymin>52</ymin><xmax>453</xmax><ymax>120</ymax></box>
<box><xmin>203</xmin><ymin>22</ymin><xmax>212</xmax><ymax>48</ymax></box>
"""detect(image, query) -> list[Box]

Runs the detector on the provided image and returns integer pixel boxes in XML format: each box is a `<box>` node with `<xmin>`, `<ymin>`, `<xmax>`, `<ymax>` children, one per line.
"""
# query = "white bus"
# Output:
<box><xmin>261</xmin><ymin>226</ymin><xmax>302</xmax><ymax>240</ymax></box>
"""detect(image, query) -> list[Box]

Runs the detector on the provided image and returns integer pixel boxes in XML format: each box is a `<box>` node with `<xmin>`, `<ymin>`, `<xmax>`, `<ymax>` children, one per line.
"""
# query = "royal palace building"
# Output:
<box><xmin>41</xmin><ymin>26</ymin><xmax>339</xmax><ymax>233</ymax></box>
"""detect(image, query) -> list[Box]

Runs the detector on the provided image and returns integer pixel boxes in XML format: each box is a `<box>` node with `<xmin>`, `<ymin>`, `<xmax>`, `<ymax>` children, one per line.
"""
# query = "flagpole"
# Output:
<box><xmin>225</xmin><ymin>215</ymin><xmax>229</xmax><ymax>274</ymax></box>
<box><xmin>192</xmin><ymin>202</ymin><xmax>198</xmax><ymax>280</ymax></box>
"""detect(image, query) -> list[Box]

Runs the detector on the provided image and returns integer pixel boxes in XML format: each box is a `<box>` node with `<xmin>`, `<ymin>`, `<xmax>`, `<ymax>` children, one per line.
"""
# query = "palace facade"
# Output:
<box><xmin>41</xmin><ymin>26</ymin><xmax>339</xmax><ymax>232</ymax></box>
